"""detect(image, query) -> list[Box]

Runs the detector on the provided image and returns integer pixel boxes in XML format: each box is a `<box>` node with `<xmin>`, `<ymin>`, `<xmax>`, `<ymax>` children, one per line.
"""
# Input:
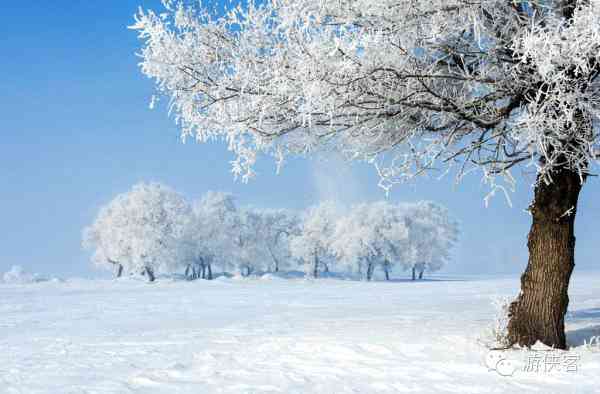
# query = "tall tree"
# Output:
<box><xmin>132</xmin><ymin>1</ymin><xmax>600</xmax><ymax>348</ymax></box>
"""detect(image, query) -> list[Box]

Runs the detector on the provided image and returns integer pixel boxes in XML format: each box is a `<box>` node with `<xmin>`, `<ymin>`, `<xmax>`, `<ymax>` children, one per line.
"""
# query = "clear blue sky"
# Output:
<box><xmin>1</xmin><ymin>1</ymin><xmax>599</xmax><ymax>278</ymax></box>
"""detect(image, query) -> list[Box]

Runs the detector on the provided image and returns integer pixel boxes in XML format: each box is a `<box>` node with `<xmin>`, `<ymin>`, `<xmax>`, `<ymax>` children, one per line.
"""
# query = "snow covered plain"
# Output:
<box><xmin>2</xmin><ymin>273</ymin><xmax>600</xmax><ymax>394</ymax></box>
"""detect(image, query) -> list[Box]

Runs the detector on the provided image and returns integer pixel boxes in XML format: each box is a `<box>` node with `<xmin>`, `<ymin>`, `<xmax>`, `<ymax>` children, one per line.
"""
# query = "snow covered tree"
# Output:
<box><xmin>83</xmin><ymin>182</ymin><xmax>192</xmax><ymax>281</ymax></box>
<box><xmin>401</xmin><ymin>202</ymin><xmax>459</xmax><ymax>280</ymax></box>
<box><xmin>290</xmin><ymin>201</ymin><xmax>339</xmax><ymax>278</ymax></box>
<box><xmin>190</xmin><ymin>192</ymin><xmax>281</xmax><ymax>277</ymax></box>
<box><xmin>229</xmin><ymin>208</ymin><xmax>269</xmax><ymax>276</ymax></box>
<box><xmin>190</xmin><ymin>191</ymin><xmax>239</xmax><ymax>278</ymax></box>
<box><xmin>180</xmin><ymin>212</ymin><xmax>213</xmax><ymax>280</ymax></box>
<box><xmin>332</xmin><ymin>201</ymin><xmax>409</xmax><ymax>280</ymax></box>
<box><xmin>254</xmin><ymin>208</ymin><xmax>300</xmax><ymax>273</ymax></box>
<box><xmin>132</xmin><ymin>0</ymin><xmax>600</xmax><ymax>348</ymax></box>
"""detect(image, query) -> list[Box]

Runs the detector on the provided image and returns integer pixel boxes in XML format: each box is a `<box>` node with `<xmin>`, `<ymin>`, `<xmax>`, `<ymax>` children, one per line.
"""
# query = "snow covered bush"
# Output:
<box><xmin>484</xmin><ymin>296</ymin><xmax>512</xmax><ymax>349</ymax></box>
<box><xmin>83</xmin><ymin>182</ymin><xmax>192</xmax><ymax>281</ymax></box>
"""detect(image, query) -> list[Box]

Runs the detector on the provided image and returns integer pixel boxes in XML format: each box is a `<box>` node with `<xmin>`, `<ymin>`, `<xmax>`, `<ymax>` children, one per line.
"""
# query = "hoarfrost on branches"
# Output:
<box><xmin>290</xmin><ymin>201</ymin><xmax>340</xmax><ymax>278</ymax></box>
<box><xmin>332</xmin><ymin>201</ymin><xmax>409</xmax><ymax>280</ymax></box>
<box><xmin>82</xmin><ymin>182</ymin><xmax>192</xmax><ymax>280</ymax></box>
<box><xmin>132</xmin><ymin>0</ymin><xmax>600</xmax><ymax>191</ymax></box>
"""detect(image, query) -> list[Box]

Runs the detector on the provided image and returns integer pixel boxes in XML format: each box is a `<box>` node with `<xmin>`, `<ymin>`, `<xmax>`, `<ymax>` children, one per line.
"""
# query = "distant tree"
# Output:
<box><xmin>332</xmin><ymin>201</ymin><xmax>409</xmax><ymax>281</ymax></box>
<box><xmin>189</xmin><ymin>191</ymin><xmax>239</xmax><ymax>278</ymax></box>
<box><xmin>290</xmin><ymin>201</ymin><xmax>339</xmax><ymax>278</ymax></box>
<box><xmin>190</xmin><ymin>192</ymin><xmax>288</xmax><ymax>277</ymax></box>
<box><xmin>231</xmin><ymin>208</ymin><xmax>272</xmax><ymax>276</ymax></box>
<box><xmin>181</xmin><ymin>212</ymin><xmax>213</xmax><ymax>280</ymax></box>
<box><xmin>254</xmin><ymin>208</ymin><xmax>300</xmax><ymax>273</ymax></box>
<box><xmin>133</xmin><ymin>0</ymin><xmax>600</xmax><ymax>348</ymax></box>
<box><xmin>83</xmin><ymin>182</ymin><xmax>192</xmax><ymax>281</ymax></box>
<box><xmin>402</xmin><ymin>202</ymin><xmax>459</xmax><ymax>280</ymax></box>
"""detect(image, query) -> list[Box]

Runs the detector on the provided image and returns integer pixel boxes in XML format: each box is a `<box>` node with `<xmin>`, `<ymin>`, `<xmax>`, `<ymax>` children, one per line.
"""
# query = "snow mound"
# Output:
<box><xmin>2</xmin><ymin>265</ymin><xmax>52</xmax><ymax>284</ymax></box>
<box><xmin>259</xmin><ymin>273</ymin><xmax>284</xmax><ymax>281</ymax></box>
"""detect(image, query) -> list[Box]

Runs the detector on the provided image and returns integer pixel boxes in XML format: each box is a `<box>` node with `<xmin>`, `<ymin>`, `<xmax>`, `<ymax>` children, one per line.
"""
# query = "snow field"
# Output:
<box><xmin>2</xmin><ymin>273</ymin><xmax>600</xmax><ymax>393</ymax></box>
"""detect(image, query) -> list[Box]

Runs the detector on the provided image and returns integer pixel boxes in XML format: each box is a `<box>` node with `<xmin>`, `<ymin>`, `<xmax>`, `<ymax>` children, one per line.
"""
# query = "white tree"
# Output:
<box><xmin>180</xmin><ymin>211</ymin><xmax>214</xmax><ymax>280</ymax></box>
<box><xmin>229</xmin><ymin>208</ymin><xmax>270</xmax><ymax>276</ymax></box>
<box><xmin>401</xmin><ymin>201</ymin><xmax>459</xmax><ymax>280</ymax></box>
<box><xmin>290</xmin><ymin>201</ymin><xmax>339</xmax><ymax>278</ymax></box>
<box><xmin>332</xmin><ymin>201</ymin><xmax>410</xmax><ymax>280</ymax></box>
<box><xmin>190</xmin><ymin>191</ymin><xmax>239</xmax><ymax>278</ymax></box>
<box><xmin>254</xmin><ymin>208</ymin><xmax>300</xmax><ymax>273</ymax></box>
<box><xmin>132</xmin><ymin>0</ymin><xmax>600</xmax><ymax>348</ymax></box>
<box><xmin>83</xmin><ymin>182</ymin><xmax>192</xmax><ymax>281</ymax></box>
<box><xmin>190</xmin><ymin>192</ymin><xmax>282</xmax><ymax>277</ymax></box>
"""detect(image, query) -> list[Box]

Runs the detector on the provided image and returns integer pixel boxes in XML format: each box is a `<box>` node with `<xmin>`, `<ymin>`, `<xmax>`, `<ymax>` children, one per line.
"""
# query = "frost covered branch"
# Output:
<box><xmin>132</xmin><ymin>0</ymin><xmax>600</xmax><ymax>190</ymax></box>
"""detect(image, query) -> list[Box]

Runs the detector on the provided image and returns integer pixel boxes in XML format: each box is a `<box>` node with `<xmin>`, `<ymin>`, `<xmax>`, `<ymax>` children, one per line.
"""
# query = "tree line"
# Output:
<box><xmin>83</xmin><ymin>182</ymin><xmax>459</xmax><ymax>282</ymax></box>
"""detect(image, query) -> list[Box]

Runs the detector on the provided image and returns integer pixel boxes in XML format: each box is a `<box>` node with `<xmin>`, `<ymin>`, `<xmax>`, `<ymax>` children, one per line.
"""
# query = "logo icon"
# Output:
<box><xmin>485</xmin><ymin>350</ymin><xmax>517</xmax><ymax>376</ymax></box>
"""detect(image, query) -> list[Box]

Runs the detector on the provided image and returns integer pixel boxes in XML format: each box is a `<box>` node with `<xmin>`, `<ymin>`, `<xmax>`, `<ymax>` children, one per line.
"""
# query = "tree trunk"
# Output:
<box><xmin>384</xmin><ymin>267</ymin><xmax>390</xmax><ymax>281</ymax></box>
<box><xmin>418</xmin><ymin>269</ymin><xmax>424</xmax><ymax>280</ymax></box>
<box><xmin>313</xmin><ymin>254</ymin><xmax>319</xmax><ymax>278</ymax></box>
<box><xmin>507</xmin><ymin>168</ymin><xmax>583</xmax><ymax>349</ymax></box>
<box><xmin>366</xmin><ymin>262</ymin><xmax>374</xmax><ymax>281</ymax></box>
<box><xmin>201</xmin><ymin>265</ymin><xmax>206</xmax><ymax>279</ymax></box>
<box><xmin>185</xmin><ymin>264</ymin><xmax>191</xmax><ymax>279</ymax></box>
<box><xmin>207</xmin><ymin>263</ymin><xmax>213</xmax><ymax>280</ymax></box>
<box><xmin>267</xmin><ymin>245</ymin><xmax>280</xmax><ymax>273</ymax></box>
<box><xmin>145</xmin><ymin>267</ymin><xmax>156</xmax><ymax>282</ymax></box>
<box><xmin>411</xmin><ymin>266</ymin><xmax>416</xmax><ymax>281</ymax></box>
<box><xmin>117</xmin><ymin>264</ymin><xmax>123</xmax><ymax>278</ymax></box>
<box><xmin>242</xmin><ymin>266</ymin><xmax>252</xmax><ymax>277</ymax></box>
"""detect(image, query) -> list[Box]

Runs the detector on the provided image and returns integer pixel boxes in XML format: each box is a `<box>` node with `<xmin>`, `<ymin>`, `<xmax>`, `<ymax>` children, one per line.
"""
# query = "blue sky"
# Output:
<box><xmin>1</xmin><ymin>1</ymin><xmax>599</xmax><ymax>278</ymax></box>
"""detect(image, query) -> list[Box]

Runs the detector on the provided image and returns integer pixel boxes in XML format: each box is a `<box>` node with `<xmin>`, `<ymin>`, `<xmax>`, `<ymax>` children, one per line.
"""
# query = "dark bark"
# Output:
<box><xmin>207</xmin><ymin>263</ymin><xmax>213</xmax><ymax>280</ymax></box>
<box><xmin>507</xmin><ymin>168</ymin><xmax>583</xmax><ymax>349</ymax></box>
<box><xmin>108</xmin><ymin>259</ymin><xmax>123</xmax><ymax>278</ymax></box>
<box><xmin>185</xmin><ymin>264</ymin><xmax>191</xmax><ymax>279</ymax></box>
<box><xmin>384</xmin><ymin>266</ymin><xmax>390</xmax><ymax>281</ymax></box>
<box><xmin>366</xmin><ymin>262</ymin><xmax>374</xmax><ymax>281</ymax></box>
<box><xmin>411</xmin><ymin>266</ymin><xmax>416</xmax><ymax>281</ymax></box>
<box><xmin>242</xmin><ymin>265</ymin><xmax>252</xmax><ymax>277</ymax></box>
<box><xmin>201</xmin><ymin>264</ymin><xmax>206</xmax><ymax>279</ymax></box>
<box><xmin>145</xmin><ymin>266</ymin><xmax>156</xmax><ymax>282</ymax></box>
<box><xmin>418</xmin><ymin>269</ymin><xmax>424</xmax><ymax>280</ymax></box>
<box><xmin>313</xmin><ymin>254</ymin><xmax>319</xmax><ymax>278</ymax></box>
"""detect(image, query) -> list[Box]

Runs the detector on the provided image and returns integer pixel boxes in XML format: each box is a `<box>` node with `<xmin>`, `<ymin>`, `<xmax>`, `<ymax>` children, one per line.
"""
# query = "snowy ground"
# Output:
<box><xmin>2</xmin><ymin>273</ymin><xmax>600</xmax><ymax>394</ymax></box>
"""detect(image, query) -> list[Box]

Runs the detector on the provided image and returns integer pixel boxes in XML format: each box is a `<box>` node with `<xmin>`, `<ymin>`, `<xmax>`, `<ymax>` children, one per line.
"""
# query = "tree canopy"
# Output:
<box><xmin>131</xmin><ymin>0</ymin><xmax>600</xmax><ymax>193</ymax></box>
